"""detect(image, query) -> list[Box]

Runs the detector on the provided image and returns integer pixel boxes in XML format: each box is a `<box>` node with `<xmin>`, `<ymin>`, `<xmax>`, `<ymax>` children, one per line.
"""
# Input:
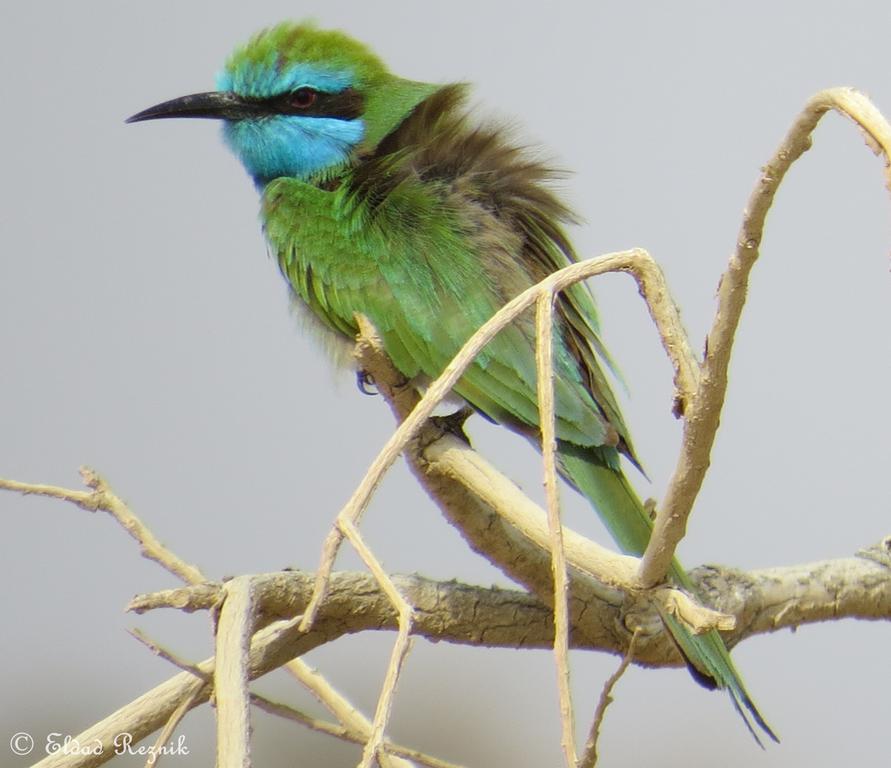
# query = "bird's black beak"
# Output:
<box><xmin>126</xmin><ymin>91</ymin><xmax>264</xmax><ymax>123</ymax></box>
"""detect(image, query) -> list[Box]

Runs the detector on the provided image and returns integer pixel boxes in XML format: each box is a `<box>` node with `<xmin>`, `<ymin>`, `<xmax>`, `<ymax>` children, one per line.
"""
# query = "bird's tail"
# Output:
<box><xmin>558</xmin><ymin>447</ymin><xmax>777</xmax><ymax>744</ymax></box>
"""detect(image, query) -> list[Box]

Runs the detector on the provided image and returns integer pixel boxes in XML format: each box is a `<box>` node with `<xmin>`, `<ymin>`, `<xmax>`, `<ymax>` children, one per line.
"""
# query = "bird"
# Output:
<box><xmin>127</xmin><ymin>21</ymin><xmax>775</xmax><ymax>742</ymax></box>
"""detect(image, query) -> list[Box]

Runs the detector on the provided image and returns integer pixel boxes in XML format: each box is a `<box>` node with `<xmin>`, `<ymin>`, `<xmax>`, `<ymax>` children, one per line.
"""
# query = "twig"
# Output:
<box><xmin>535</xmin><ymin>290</ymin><xmax>577</xmax><ymax>767</ymax></box>
<box><xmin>254</xmin><ymin>693</ymin><xmax>462</xmax><ymax>768</ymax></box>
<box><xmin>336</xmin><ymin>517</ymin><xmax>417</xmax><ymax>768</ymax></box>
<box><xmin>285</xmin><ymin>660</ymin><xmax>366</xmax><ymax>729</ymax></box>
<box><xmin>251</xmin><ymin>693</ymin><xmax>353</xmax><ymax>741</ymax></box>
<box><xmin>637</xmin><ymin>87</ymin><xmax>891</xmax><ymax>588</ymax></box>
<box><xmin>0</xmin><ymin>469</ymin><xmax>204</xmax><ymax>585</ymax></box>
<box><xmin>283</xmin><ymin>660</ymin><xmax>418</xmax><ymax>768</ymax></box>
<box><xmin>128</xmin><ymin>628</ymin><xmax>209</xmax><ymax>681</ymax></box>
<box><xmin>142</xmin><ymin>687</ymin><xmax>205</xmax><ymax>768</ymax></box>
<box><xmin>579</xmin><ymin>629</ymin><xmax>640</xmax><ymax>768</ymax></box>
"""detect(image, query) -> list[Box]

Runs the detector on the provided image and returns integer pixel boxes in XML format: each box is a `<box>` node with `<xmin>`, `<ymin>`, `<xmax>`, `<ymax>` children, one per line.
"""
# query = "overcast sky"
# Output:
<box><xmin>2</xmin><ymin>2</ymin><xmax>890</xmax><ymax>766</ymax></box>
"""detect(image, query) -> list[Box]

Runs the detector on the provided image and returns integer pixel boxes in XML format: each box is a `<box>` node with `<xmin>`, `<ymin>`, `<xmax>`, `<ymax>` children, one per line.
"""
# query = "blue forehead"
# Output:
<box><xmin>216</xmin><ymin>61</ymin><xmax>355</xmax><ymax>98</ymax></box>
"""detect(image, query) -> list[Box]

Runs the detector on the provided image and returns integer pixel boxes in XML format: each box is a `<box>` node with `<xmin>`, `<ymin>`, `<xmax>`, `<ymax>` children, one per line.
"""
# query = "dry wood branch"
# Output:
<box><xmin>336</xmin><ymin>517</ymin><xmax>417</xmax><ymax>768</ymax></box>
<box><xmin>580</xmin><ymin>629</ymin><xmax>639</xmax><ymax>768</ymax></box>
<box><xmin>214</xmin><ymin>577</ymin><xmax>255</xmax><ymax>768</ymax></box>
<box><xmin>128</xmin><ymin>628</ymin><xmax>209</xmax><ymax>681</ymax></box>
<box><xmin>252</xmin><ymin>694</ymin><xmax>460</xmax><ymax>768</ymax></box>
<box><xmin>535</xmin><ymin>290</ymin><xmax>577</xmax><ymax>767</ymax></box>
<box><xmin>144</xmin><ymin>689</ymin><xmax>202</xmax><ymax>768</ymax></box>
<box><xmin>23</xmin><ymin>552</ymin><xmax>891</xmax><ymax>768</ymax></box>
<box><xmin>301</xmin><ymin>249</ymin><xmax>694</xmax><ymax>629</ymax></box>
<box><xmin>353</xmin><ymin>322</ymin><xmax>728</xmax><ymax>644</ymax></box>
<box><xmin>637</xmin><ymin>87</ymin><xmax>891</xmax><ymax>588</ymax></box>
<box><xmin>0</xmin><ymin>469</ymin><xmax>204</xmax><ymax>584</ymax></box>
<box><xmin>250</xmin><ymin>694</ymin><xmax>355</xmax><ymax>745</ymax></box>
<box><xmin>282</xmin><ymin>661</ymin><xmax>419</xmax><ymax>768</ymax></box>
<box><xmin>132</xmin><ymin>546</ymin><xmax>891</xmax><ymax>656</ymax></box>
<box><xmin>31</xmin><ymin>574</ymin><xmax>553</xmax><ymax>768</ymax></box>
<box><xmin>0</xmin><ymin>473</ymin><xmax>438</xmax><ymax>768</ymax></box>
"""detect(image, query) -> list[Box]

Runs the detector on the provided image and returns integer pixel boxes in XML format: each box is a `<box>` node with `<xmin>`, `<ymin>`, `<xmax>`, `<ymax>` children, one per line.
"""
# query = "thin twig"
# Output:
<box><xmin>336</xmin><ymin>518</ymin><xmax>417</xmax><ymax>768</ymax></box>
<box><xmin>535</xmin><ymin>291</ymin><xmax>577</xmax><ymax>767</ymax></box>
<box><xmin>282</xmin><ymin>660</ymin><xmax>417</xmax><ymax>768</ymax></box>
<box><xmin>128</xmin><ymin>628</ymin><xmax>210</xmax><ymax>681</ymax></box>
<box><xmin>579</xmin><ymin>630</ymin><xmax>640</xmax><ymax>768</ymax></box>
<box><xmin>254</xmin><ymin>693</ymin><xmax>462</xmax><ymax>768</ymax></box>
<box><xmin>142</xmin><ymin>687</ymin><xmax>206</xmax><ymax>768</ymax></box>
<box><xmin>360</xmin><ymin>616</ymin><xmax>414</xmax><ymax>768</ymax></box>
<box><xmin>285</xmin><ymin>660</ymin><xmax>367</xmax><ymax>730</ymax></box>
<box><xmin>0</xmin><ymin>470</ymin><xmax>205</xmax><ymax>585</ymax></box>
<box><xmin>251</xmin><ymin>693</ymin><xmax>353</xmax><ymax>740</ymax></box>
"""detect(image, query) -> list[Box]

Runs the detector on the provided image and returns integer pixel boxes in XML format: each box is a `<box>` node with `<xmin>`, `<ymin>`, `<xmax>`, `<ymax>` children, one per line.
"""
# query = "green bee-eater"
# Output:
<box><xmin>128</xmin><ymin>21</ymin><xmax>774</xmax><ymax>742</ymax></box>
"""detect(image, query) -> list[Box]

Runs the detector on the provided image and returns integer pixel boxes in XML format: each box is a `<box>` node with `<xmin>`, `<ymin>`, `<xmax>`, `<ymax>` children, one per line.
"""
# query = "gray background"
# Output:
<box><xmin>2</xmin><ymin>2</ymin><xmax>890</xmax><ymax>766</ymax></box>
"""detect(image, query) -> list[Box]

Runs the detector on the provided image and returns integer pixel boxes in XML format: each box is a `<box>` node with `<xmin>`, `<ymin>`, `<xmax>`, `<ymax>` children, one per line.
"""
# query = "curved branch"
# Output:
<box><xmin>638</xmin><ymin>87</ymin><xmax>891</xmax><ymax>587</ymax></box>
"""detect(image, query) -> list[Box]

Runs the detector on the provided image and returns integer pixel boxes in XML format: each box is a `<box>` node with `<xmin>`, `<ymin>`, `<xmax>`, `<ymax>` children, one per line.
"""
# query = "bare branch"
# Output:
<box><xmin>0</xmin><ymin>469</ymin><xmax>204</xmax><ymax>585</ymax></box>
<box><xmin>144</xmin><ymin>687</ymin><xmax>205</xmax><ymax>768</ymax></box>
<box><xmin>1</xmin><ymin>471</ymin><xmax>433</xmax><ymax>767</ymax></box>
<box><xmin>282</xmin><ymin>660</ymin><xmax>420</xmax><ymax>768</ymax></box>
<box><xmin>133</xmin><ymin>548</ymin><xmax>891</xmax><ymax>656</ymax></box>
<box><xmin>336</xmin><ymin>517</ymin><xmax>416</xmax><ymax>768</ymax></box>
<box><xmin>638</xmin><ymin>87</ymin><xmax>891</xmax><ymax>587</ymax></box>
<box><xmin>26</xmin><ymin>552</ymin><xmax>891</xmax><ymax>768</ymax></box>
<box><xmin>253</xmin><ymin>693</ymin><xmax>461</xmax><ymax>768</ymax></box>
<box><xmin>354</xmin><ymin>324</ymin><xmax>732</xmax><ymax>644</ymax></box>
<box><xmin>580</xmin><ymin>629</ymin><xmax>639</xmax><ymax>768</ymax></box>
<box><xmin>535</xmin><ymin>290</ymin><xmax>577</xmax><ymax>767</ymax></box>
<box><xmin>214</xmin><ymin>577</ymin><xmax>255</xmax><ymax>768</ymax></box>
<box><xmin>127</xmin><ymin>628</ymin><xmax>209</xmax><ymax>681</ymax></box>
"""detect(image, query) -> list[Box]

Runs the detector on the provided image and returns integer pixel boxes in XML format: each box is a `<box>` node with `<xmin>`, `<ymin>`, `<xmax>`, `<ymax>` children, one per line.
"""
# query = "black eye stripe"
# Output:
<box><xmin>268</xmin><ymin>87</ymin><xmax>364</xmax><ymax>120</ymax></box>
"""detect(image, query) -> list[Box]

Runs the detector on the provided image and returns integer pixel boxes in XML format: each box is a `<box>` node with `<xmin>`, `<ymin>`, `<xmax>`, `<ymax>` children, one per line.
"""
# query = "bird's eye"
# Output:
<box><xmin>289</xmin><ymin>88</ymin><xmax>317</xmax><ymax>109</ymax></box>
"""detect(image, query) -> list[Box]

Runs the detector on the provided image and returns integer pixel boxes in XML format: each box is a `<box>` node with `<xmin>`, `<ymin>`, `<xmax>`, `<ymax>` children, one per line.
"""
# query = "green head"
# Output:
<box><xmin>127</xmin><ymin>22</ymin><xmax>439</xmax><ymax>184</ymax></box>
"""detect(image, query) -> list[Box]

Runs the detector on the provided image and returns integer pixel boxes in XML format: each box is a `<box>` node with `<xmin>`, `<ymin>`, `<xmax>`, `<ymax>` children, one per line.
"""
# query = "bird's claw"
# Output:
<box><xmin>356</xmin><ymin>369</ymin><xmax>378</xmax><ymax>396</ymax></box>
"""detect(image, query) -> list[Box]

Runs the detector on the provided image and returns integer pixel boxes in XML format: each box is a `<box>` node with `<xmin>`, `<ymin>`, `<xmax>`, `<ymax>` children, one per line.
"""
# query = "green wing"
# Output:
<box><xmin>263</xmin><ymin>168</ymin><xmax>620</xmax><ymax>451</ymax></box>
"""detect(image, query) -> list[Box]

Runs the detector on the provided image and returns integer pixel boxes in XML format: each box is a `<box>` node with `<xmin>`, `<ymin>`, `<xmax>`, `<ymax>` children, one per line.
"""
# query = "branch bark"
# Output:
<box><xmin>129</xmin><ymin>546</ymin><xmax>891</xmax><ymax>654</ymax></box>
<box><xmin>28</xmin><ymin>541</ymin><xmax>891</xmax><ymax>768</ymax></box>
